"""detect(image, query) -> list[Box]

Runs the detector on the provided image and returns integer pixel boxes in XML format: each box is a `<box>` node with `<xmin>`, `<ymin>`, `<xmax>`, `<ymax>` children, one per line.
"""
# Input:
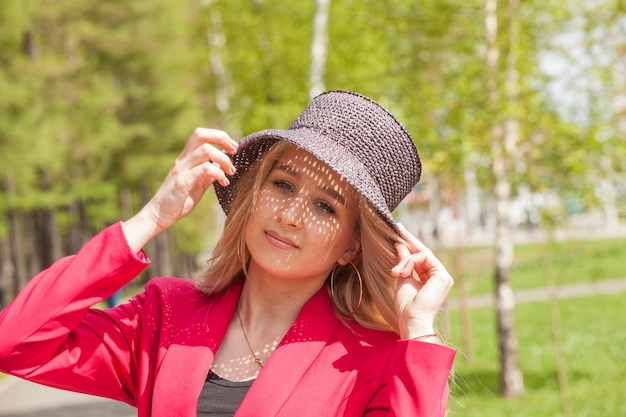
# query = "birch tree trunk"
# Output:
<box><xmin>600</xmin><ymin>6</ymin><xmax>626</xmax><ymax>230</ymax></box>
<box><xmin>616</xmin><ymin>12</ymin><xmax>626</xmax><ymax>136</ymax></box>
<box><xmin>310</xmin><ymin>0</ymin><xmax>331</xmax><ymax>98</ymax></box>
<box><xmin>485</xmin><ymin>0</ymin><xmax>524</xmax><ymax>397</ymax></box>
<box><xmin>203</xmin><ymin>0</ymin><xmax>238</xmax><ymax>135</ymax></box>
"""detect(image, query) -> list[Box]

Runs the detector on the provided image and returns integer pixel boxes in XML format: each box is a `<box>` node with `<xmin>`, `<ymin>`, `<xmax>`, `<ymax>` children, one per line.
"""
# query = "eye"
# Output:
<box><xmin>272</xmin><ymin>179</ymin><xmax>294</xmax><ymax>193</ymax></box>
<box><xmin>315</xmin><ymin>200</ymin><xmax>336</xmax><ymax>215</ymax></box>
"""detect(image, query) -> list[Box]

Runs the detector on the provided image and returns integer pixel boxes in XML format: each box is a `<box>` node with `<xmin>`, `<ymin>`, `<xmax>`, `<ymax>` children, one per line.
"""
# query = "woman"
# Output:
<box><xmin>0</xmin><ymin>90</ymin><xmax>455</xmax><ymax>416</ymax></box>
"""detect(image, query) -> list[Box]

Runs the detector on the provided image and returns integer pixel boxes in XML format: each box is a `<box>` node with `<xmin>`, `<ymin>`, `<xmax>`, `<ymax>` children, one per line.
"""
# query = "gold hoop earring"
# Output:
<box><xmin>330</xmin><ymin>261</ymin><xmax>363</xmax><ymax>316</ymax></box>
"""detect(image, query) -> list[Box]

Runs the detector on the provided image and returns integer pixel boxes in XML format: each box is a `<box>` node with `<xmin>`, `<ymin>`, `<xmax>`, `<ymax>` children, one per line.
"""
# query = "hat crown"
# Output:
<box><xmin>288</xmin><ymin>91</ymin><xmax>420</xmax><ymax>211</ymax></box>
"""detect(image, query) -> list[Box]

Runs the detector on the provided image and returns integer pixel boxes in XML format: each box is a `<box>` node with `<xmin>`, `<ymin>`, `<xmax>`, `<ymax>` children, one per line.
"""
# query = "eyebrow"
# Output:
<box><xmin>275</xmin><ymin>163</ymin><xmax>347</xmax><ymax>206</ymax></box>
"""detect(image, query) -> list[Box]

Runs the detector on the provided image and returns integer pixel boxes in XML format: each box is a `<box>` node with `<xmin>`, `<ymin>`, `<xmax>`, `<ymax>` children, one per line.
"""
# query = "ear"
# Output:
<box><xmin>337</xmin><ymin>236</ymin><xmax>361</xmax><ymax>266</ymax></box>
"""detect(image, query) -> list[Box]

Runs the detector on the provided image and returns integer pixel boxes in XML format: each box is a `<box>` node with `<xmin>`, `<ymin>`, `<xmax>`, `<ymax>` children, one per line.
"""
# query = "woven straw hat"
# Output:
<box><xmin>214</xmin><ymin>90</ymin><xmax>421</xmax><ymax>234</ymax></box>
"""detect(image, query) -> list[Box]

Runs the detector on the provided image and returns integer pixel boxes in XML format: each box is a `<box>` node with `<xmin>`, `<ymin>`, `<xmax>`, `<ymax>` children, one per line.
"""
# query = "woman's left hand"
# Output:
<box><xmin>391</xmin><ymin>223</ymin><xmax>454</xmax><ymax>341</ymax></box>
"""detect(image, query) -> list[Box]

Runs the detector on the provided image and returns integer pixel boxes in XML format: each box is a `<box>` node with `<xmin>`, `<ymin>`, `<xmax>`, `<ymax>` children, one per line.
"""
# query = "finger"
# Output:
<box><xmin>182</xmin><ymin>143</ymin><xmax>237</xmax><ymax>176</ymax></box>
<box><xmin>391</xmin><ymin>243</ymin><xmax>413</xmax><ymax>277</ymax></box>
<box><xmin>190</xmin><ymin>161</ymin><xmax>231</xmax><ymax>188</ymax></box>
<box><xmin>396</xmin><ymin>223</ymin><xmax>430</xmax><ymax>253</ymax></box>
<box><xmin>394</xmin><ymin>252</ymin><xmax>431</xmax><ymax>279</ymax></box>
<box><xmin>203</xmin><ymin>146</ymin><xmax>237</xmax><ymax>176</ymax></box>
<box><xmin>392</xmin><ymin>243</ymin><xmax>432</xmax><ymax>279</ymax></box>
<box><xmin>191</xmin><ymin>127</ymin><xmax>239</xmax><ymax>154</ymax></box>
<box><xmin>396</xmin><ymin>223</ymin><xmax>448</xmax><ymax>272</ymax></box>
<box><xmin>395</xmin><ymin>241</ymin><xmax>411</xmax><ymax>261</ymax></box>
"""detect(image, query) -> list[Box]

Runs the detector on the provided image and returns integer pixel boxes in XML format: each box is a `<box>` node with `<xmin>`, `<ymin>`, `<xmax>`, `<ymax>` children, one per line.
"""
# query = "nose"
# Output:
<box><xmin>276</xmin><ymin>196</ymin><xmax>305</xmax><ymax>229</ymax></box>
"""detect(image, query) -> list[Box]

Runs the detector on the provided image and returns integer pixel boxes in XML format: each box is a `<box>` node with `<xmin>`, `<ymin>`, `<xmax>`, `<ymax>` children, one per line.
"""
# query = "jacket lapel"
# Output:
<box><xmin>236</xmin><ymin>288</ymin><xmax>339</xmax><ymax>417</ymax></box>
<box><xmin>151</xmin><ymin>281</ymin><xmax>242</xmax><ymax>417</ymax></box>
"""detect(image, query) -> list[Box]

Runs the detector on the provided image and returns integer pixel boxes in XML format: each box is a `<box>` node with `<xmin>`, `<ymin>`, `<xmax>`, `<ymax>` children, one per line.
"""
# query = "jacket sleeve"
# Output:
<box><xmin>0</xmin><ymin>222</ymin><xmax>150</xmax><ymax>405</ymax></box>
<box><xmin>365</xmin><ymin>340</ymin><xmax>456</xmax><ymax>417</ymax></box>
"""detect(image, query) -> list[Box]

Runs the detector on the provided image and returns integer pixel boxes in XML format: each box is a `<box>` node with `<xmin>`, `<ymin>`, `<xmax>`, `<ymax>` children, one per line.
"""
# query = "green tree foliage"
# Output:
<box><xmin>199</xmin><ymin>0</ymin><xmax>316</xmax><ymax>132</ymax></box>
<box><xmin>0</xmin><ymin>0</ymin><xmax>623</xmax><ymax>291</ymax></box>
<box><xmin>0</xmin><ymin>0</ymin><xmax>207</xmax><ymax>284</ymax></box>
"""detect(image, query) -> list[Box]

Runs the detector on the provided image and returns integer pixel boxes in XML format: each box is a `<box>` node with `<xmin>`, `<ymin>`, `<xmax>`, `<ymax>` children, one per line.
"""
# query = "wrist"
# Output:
<box><xmin>399</xmin><ymin>316</ymin><xmax>435</xmax><ymax>339</ymax></box>
<box><xmin>402</xmin><ymin>327</ymin><xmax>437</xmax><ymax>341</ymax></box>
<box><xmin>409</xmin><ymin>333</ymin><xmax>439</xmax><ymax>343</ymax></box>
<box><xmin>121</xmin><ymin>208</ymin><xmax>164</xmax><ymax>253</ymax></box>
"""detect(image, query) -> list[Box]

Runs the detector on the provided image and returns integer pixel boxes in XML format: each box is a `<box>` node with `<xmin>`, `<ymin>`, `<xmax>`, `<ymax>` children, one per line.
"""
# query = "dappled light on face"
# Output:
<box><xmin>247</xmin><ymin>146</ymin><xmax>359</xmax><ymax>273</ymax></box>
<box><xmin>268</xmin><ymin>150</ymin><xmax>355</xmax><ymax>236</ymax></box>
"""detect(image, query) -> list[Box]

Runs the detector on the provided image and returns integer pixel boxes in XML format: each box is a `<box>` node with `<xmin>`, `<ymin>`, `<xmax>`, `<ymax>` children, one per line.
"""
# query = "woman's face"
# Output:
<box><xmin>244</xmin><ymin>147</ymin><xmax>360</xmax><ymax>286</ymax></box>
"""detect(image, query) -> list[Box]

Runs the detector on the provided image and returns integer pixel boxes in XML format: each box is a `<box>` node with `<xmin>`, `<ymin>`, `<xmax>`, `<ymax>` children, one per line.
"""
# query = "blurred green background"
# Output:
<box><xmin>1</xmin><ymin>0</ymin><xmax>625</xmax><ymax>415</ymax></box>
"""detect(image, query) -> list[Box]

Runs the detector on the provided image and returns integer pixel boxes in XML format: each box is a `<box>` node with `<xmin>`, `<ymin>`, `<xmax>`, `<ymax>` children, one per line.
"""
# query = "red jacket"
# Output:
<box><xmin>0</xmin><ymin>222</ymin><xmax>455</xmax><ymax>416</ymax></box>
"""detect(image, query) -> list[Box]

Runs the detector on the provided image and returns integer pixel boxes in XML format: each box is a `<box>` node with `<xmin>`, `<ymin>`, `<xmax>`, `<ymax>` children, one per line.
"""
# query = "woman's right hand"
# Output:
<box><xmin>122</xmin><ymin>128</ymin><xmax>238</xmax><ymax>252</ymax></box>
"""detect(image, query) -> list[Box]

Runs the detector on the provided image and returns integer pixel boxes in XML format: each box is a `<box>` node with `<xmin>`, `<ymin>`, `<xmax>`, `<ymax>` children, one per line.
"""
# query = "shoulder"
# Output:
<box><xmin>144</xmin><ymin>276</ymin><xmax>198</xmax><ymax>295</ymax></box>
<box><xmin>139</xmin><ymin>277</ymin><xmax>221</xmax><ymax>319</ymax></box>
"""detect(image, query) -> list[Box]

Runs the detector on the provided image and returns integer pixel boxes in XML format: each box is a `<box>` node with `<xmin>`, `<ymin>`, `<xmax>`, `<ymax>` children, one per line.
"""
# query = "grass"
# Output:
<box><xmin>443</xmin><ymin>235</ymin><xmax>626</xmax><ymax>417</ymax></box>
<box><xmin>443</xmin><ymin>237</ymin><xmax>626</xmax><ymax>297</ymax></box>
<box><xmin>447</xmin><ymin>294</ymin><xmax>626</xmax><ymax>416</ymax></box>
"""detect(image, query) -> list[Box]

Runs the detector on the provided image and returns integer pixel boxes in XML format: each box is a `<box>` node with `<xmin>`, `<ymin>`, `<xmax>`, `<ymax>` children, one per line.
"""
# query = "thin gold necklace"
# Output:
<box><xmin>236</xmin><ymin>307</ymin><xmax>264</xmax><ymax>368</ymax></box>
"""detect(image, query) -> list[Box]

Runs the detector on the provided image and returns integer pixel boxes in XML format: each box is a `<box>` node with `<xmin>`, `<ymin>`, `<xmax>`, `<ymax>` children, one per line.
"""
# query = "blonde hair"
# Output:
<box><xmin>196</xmin><ymin>141</ymin><xmax>402</xmax><ymax>334</ymax></box>
<box><xmin>330</xmin><ymin>199</ymin><xmax>401</xmax><ymax>333</ymax></box>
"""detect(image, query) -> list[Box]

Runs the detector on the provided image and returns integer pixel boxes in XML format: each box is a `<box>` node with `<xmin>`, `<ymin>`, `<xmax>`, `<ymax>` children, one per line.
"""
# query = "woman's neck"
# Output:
<box><xmin>211</xmin><ymin>265</ymin><xmax>328</xmax><ymax>381</ymax></box>
<box><xmin>239</xmin><ymin>278</ymin><xmax>316</xmax><ymax>331</ymax></box>
<box><xmin>240</xmin><ymin>261</ymin><xmax>327</xmax><ymax>327</ymax></box>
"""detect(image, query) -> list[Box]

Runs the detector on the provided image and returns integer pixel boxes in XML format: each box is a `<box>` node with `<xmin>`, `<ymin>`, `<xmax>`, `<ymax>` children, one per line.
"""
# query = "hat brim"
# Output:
<box><xmin>214</xmin><ymin>127</ymin><xmax>401</xmax><ymax>234</ymax></box>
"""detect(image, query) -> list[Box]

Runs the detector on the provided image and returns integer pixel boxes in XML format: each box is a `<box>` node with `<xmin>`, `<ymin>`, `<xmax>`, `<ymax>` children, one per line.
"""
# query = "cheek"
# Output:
<box><xmin>308</xmin><ymin>215</ymin><xmax>341</xmax><ymax>237</ymax></box>
<box><xmin>245</xmin><ymin>195</ymin><xmax>268</xmax><ymax>241</ymax></box>
<box><xmin>250</xmin><ymin>190</ymin><xmax>275</xmax><ymax>219</ymax></box>
<box><xmin>313</xmin><ymin>219</ymin><xmax>355</xmax><ymax>251</ymax></box>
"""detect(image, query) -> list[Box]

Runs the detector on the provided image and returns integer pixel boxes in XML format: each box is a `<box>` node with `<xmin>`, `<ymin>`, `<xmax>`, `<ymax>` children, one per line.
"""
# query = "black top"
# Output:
<box><xmin>197</xmin><ymin>370</ymin><xmax>255</xmax><ymax>417</ymax></box>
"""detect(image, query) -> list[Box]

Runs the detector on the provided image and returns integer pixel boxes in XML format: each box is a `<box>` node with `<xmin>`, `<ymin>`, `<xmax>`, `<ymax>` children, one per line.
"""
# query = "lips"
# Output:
<box><xmin>264</xmin><ymin>230</ymin><xmax>299</xmax><ymax>249</ymax></box>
